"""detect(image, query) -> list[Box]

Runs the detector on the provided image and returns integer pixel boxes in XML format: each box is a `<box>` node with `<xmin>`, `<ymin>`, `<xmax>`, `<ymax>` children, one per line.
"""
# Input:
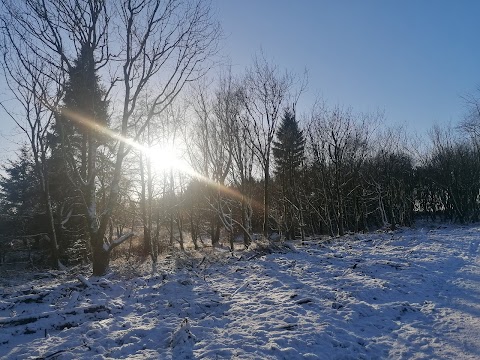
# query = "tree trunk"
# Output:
<box><xmin>37</xmin><ymin>151</ymin><xmax>60</xmax><ymax>269</ymax></box>
<box><xmin>177</xmin><ymin>213</ymin><xmax>184</xmax><ymax>251</ymax></box>
<box><xmin>210</xmin><ymin>217</ymin><xmax>221</xmax><ymax>247</ymax></box>
<box><xmin>43</xmin><ymin>190</ymin><xmax>60</xmax><ymax>268</ymax></box>
<box><xmin>92</xmin><ymin>234</ymin><xmax>109</xmax><ymax>276</ymax></box>
<box><xmin>190</xmin><ymin>213</ymin><xmax>199</xmax><ymax>250</ymax></box>
<box><xmin>139</xmin><ymin>154</ymin><xmax>150</xmax><ymax>255</ymax></box>
<box><xmin>152</xmin><ymin>205</ymin><xmax>160</xmax><ymax>272</ymax></box>
<box><xmin>229</xmin><ymin>230</ymin><xmax>234</xmax><ymax>251</ymax></box>
<box><xmin>299</xmin><ymin>202</ymin><xmax>305</xmax><ymax>243</ymax></box>
<box><xmin>169</xmin><ymin>213</ymin><xmax>175</xmax><ymax>247</ymax></box>
<box><xmin>263</xmin><ymin>160</ymin><xmax>270</xmax><ymax>239</ymax></box>
<box><xmin>241</xmin><ymin>198</ymin><xmax>250</xmax><ymax>248</ymax></box>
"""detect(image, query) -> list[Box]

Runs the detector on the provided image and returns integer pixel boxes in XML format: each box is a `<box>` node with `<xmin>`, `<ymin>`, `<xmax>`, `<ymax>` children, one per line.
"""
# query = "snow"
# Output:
<box><xmin>109</xmin><ymin>232</ymin><xmax>135</xmax><ymax>251</ymax></box>
<box><xmin>1</xmin><ymin>224</ymin><xmax>480</xmax><ymax>359</ymax></box>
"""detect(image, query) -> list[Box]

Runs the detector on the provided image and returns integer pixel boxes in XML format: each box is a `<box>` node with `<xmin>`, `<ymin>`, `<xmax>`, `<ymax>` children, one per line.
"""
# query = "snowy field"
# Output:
<box><xmin>1</xmin><ymin>224</ymin><xmax>480</xmax><ymax>359</ymax></box>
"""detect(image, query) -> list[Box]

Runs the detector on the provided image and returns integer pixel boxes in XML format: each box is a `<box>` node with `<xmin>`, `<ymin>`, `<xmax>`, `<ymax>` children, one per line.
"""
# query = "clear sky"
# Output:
<box><xmin>1</xmin><ymin>0</ymin><xmax>480</xmax><ymax>162</ymax></box>
<box><xmin>212</xmin><ymin>0</ymin><xmax>480</xmax><ymax>134</ymax></box>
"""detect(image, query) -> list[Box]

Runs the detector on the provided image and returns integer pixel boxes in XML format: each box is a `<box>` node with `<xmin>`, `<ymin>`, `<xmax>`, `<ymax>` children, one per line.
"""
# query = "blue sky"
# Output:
<box><xmin>1</xmin><ymin>0</ymin><xmax>480</xmax><ymax>160</ymax></box>
<box><xmin>212</xmin><ymin>0</ymin><xmax>480</xmax><ymax>134</ymax></box>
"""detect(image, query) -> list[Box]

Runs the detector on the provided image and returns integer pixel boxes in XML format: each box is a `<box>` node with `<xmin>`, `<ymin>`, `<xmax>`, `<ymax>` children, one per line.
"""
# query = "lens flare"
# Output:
<box><xmin>59</xmin><ymin>108</ymin><xmax>263</xmax><ymax>209</ymax></box>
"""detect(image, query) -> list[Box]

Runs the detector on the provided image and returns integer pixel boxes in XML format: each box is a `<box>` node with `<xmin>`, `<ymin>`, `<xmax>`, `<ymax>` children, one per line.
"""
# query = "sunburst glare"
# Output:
<box><xmin>147</xmin><ymin>144</ymin><xmax>187</xmax><ymax>173</ymax></box>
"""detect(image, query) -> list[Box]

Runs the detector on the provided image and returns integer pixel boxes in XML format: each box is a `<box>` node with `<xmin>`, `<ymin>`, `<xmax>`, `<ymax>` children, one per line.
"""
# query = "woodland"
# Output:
<box><xmin>1</xmin><ymin>0</ymin><xmax>480</xmax><ymax>277</ymax></box>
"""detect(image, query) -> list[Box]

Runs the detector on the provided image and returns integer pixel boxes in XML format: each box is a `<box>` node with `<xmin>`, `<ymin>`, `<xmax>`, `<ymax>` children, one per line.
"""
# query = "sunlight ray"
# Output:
<box><xmin>59</xmin><ymin>108</ymin><xmax>263</xmax><ymax>210</ymax></box>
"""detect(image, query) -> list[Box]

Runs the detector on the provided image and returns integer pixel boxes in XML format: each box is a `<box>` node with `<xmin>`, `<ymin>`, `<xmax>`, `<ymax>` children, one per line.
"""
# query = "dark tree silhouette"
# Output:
<box><xmin>272</xmin><ymin>108</ymin><xmax>305</xmax><ymax>239</ymax></box>
<box><xmin>58</xmin><ymin>43</ymin><xmax>112</xmax><ymax>274</ymax></box>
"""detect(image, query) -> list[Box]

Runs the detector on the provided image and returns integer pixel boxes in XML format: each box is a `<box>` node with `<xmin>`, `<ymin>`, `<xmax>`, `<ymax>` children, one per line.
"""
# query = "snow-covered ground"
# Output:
<box><xmin>1</xmin><ymin>224</ymin><xmax>480</xmax><ymax>359</ymax></box>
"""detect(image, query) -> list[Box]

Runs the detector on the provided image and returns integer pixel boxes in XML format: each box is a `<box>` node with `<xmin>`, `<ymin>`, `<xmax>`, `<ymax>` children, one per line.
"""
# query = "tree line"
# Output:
<box><xmin>1</xmin><ymin>0</ymin><xmax>479</xmax><ymax>275</ymax></box>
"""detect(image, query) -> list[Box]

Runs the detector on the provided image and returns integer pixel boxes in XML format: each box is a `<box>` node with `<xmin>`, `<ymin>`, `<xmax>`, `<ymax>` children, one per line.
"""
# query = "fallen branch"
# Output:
<box><xmin>76</xmin><ymin>274</ymin><xmax>93</xmax><ymax>288</ymax></box>
<box><xmin>230</xmin><ymin>281</ymin><xmax>249</xmax><ymax>298</ymax></box>
<box><xmin>198</xmin><ymin>256</ymin><xmax>206</xmax><ymax>268</ymax></box>
<box><xmin>35</xmin><ymin>342</ymin><xmax>90</xmax><ymax>360</ymax></box>
<box><xmin>296</xmin><ymin>298</ymin><xmax>313</xmax><ymax>305</ymax></box>
<box><xmin>246</xmin><ymin>252</ymin><xmax>260</xmax><ymax>261</ymax></box>
<box><xmin>278</xmin><ymin>324</ymin><xmax>298</xmax><ymax>331</ymax></box>
<box><xmin>2</xmin><ymin>291</ymin><xmax>49</xmax><ymax>304</ymax></box>
<box><xmin>0</xmin><ymin>304</ymin><xmax>110</xmax><ymax>327</ymax></box>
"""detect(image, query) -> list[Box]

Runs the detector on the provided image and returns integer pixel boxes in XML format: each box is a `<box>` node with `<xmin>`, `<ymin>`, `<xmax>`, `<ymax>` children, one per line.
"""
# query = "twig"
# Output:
<box><xmin>76</xmin><ymin>274</ymin><xmax>92</xmax><ymax>288</ymax></box>
<box><xmin>230</xmin><ymin>281</ymin><xmax>249</xmax><ymax>298</ymax></box>
<box><xmin>246</xmin><ymin>252</ymin><xmax>260</xmax><ymax>261</ymax></box>
<box><xmin>35</xmin><ymin>342</ymin><xmax>90</xmax><ymax>360</ymax></box>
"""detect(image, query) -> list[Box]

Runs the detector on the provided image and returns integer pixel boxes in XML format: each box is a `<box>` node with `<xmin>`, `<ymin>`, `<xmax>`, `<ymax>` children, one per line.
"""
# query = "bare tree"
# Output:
<box><xmin>459</xmin><ymin>89</ymin><xmax>480</xmax><ymax>144</ymax></box>
<box><xmin>187</xmin><ymin>70</ymin><xmax>260</xmax><ymax>249</ymax></box>
<box><xmin>363</xmin><ymin>126</ymin><xmax>414</xmax><ymax>230</ymax></box>
<box><xmin>242</xmin><ymin>55</ymin><xmax>293</xmax><ymax>238</ymax></box>
<box><xmin>307</xmin><ymin>105</ymin><xmax>378</xmax><ymax>235</ymax></box>
<box><xmin>0</xmin><ymin>41</ymin><xmax>63</xmax><ymax>268</ymax></box>
<box><xmin>138</xmin><ymin>101</ymin><xmax>185</xmax><ymax>271</ymax></box>
<box><xmin>420</xmin><ymin>124</ymin><xmax>480</xmax><ymax>223</ymax></box>
<box><xmin>189</xmin><ymin>78</ymin><xmax>234</xmax><ymax>246</ymax></box>
<box><xmin>1</xmin><ymin>0</ymin><xmax>220</xmax><ymax>275</ymax></box>
<box><xmin>225</xmin><ymin>76</ymin><xmax>256</xmax><ymax>247</ymax></box>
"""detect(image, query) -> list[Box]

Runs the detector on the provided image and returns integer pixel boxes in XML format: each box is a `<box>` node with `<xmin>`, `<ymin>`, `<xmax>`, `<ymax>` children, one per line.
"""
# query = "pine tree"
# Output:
<box><xmin>60</xmin><ymin>43</ymin><xmax>109</xmax><ymax>178</ymax></box>
<box><xmin>57</xmin><ymin>43</ymin><xmax>111</xmax><ymax>274</ymax></box>
<box><xmin>273</xmin><ymin>109</ymin><xmax>305</xmax><ymax>184</ymax></box>
<box><xmin>0</xmin><ymin>146</ymin><xmax>40</xmax><ymax>217</ymax></box>
<box><xmin>0</xmin><ymin>146</ymin><xmax>48</xmax><ymax>261</ymax></box>
<box><xmin>272</xmin><ymin>109</ymin><xmax>305</xmax><ymax>239</ymax></box>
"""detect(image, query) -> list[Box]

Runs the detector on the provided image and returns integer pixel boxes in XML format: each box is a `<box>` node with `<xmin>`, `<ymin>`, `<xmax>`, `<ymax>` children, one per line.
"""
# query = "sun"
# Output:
<box><xmin>147</xmin><ymin>144</ymin><xmax>190</xmax><ymax>174</ymax></box>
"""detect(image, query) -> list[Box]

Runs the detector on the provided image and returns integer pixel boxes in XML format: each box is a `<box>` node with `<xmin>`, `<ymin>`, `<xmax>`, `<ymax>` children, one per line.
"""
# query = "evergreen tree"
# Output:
<box><xmin>57</xmin><ymin>42</ymin><xmax>111</xmax><ymax>274</ymax></box>
<box><xmin>273</xmin><ymin>109</ymin><xmax>305</xmax><ymax>181</ymax></box>
<box><xmin>59</xmin><ymin>43</ymin><xmax>109</xmax><ymax>178</ymax></box>
<box><xmin>0</xmin><ymin>146</ymin><xmax>41</xmax><ymax>219</ymax></box>
<box><xmin>0</xmin><ymin>146</ymin><xmax>49</xmax><ymax>262</ymax></box>
<box><xmin>272</xmin><ymin>109</ymin><xmax>305</xmax><ymax>239</ymax></box>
